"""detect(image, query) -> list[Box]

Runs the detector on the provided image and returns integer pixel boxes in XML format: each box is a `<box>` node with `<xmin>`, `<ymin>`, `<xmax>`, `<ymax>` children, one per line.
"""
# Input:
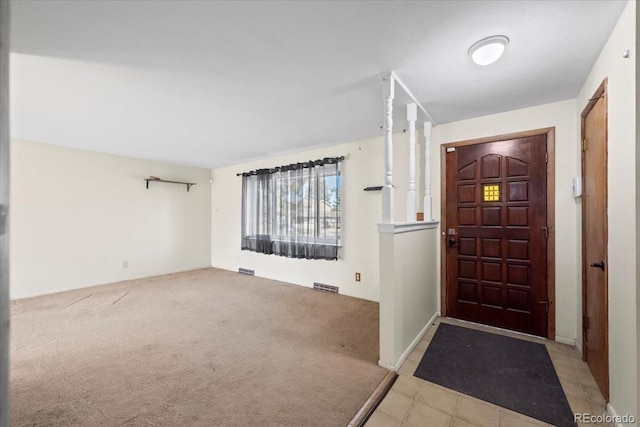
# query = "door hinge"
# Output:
<box><xmin>582</xmin><ymin>139</ymin><xmax>587</xmax><ymax>151</ymax></box>
<box><xmin>583</xmin><ymin>316</ymin><xmax>590</xmax><ymax>330</ymax></box>
<box><xmin>545</xmin><ymin>152</ymin><xmax>548</xmax><ymax>163</ymax></box>
<box><xmin>542</xmin><ymin>226</ymin><xmax>549</xmax><ymax>238</ymax></box>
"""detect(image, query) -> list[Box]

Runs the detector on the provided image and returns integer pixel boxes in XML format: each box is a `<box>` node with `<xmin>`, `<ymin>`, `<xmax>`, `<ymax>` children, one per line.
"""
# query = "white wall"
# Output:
<box><xmin>379</xmin><ymin>225</ymin><xmax>439</xmax><ymax>369</ymax></box>
<box><xmin>10</xmin><ymin>139</ymin><xmax>212</xmax><ymax>299</ymax></box>
<box><xmin>577</xmin><ymin>1</ymin><xmax>637</xmax><ymax>423</ymax></box>
<box><xmin>0</xmin><ymin>1</ymin><xmax>10</xmax><ymax>423</ymax></box>
<box><xmin>430</xmin><ymin>99</ymin><xmax>580</xmax><ymax>345</ymax></box>
<box><xmin>210</xmin><ymin>130</ymin><xmax>423</xmax><ymax>302</ymax></box>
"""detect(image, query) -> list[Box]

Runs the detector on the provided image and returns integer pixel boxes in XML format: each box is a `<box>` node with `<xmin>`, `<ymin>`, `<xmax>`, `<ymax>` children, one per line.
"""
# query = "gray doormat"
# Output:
<box><xmin>414</xmin><ymin>323</ymin><xmax>576</xmax><ymax>427</ymax></box>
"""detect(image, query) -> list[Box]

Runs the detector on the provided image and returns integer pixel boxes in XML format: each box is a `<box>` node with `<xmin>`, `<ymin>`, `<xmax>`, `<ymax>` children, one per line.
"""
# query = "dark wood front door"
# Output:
<box><xmin>582</xmin><ymin>81</ymin><xmax>609</xmax><ymax>400</ymax></box>
<box><xmin>445</xmin><ymin>135</ymin><xmax>549</xmax><ymax>337</ymax></box>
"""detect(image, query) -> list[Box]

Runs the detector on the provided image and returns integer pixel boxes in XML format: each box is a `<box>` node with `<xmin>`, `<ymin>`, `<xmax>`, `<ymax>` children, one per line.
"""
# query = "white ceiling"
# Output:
<box><xmin>10</xmin><ymin>0</ymin><xmax>627</xmax><ymax>169</ymax></box>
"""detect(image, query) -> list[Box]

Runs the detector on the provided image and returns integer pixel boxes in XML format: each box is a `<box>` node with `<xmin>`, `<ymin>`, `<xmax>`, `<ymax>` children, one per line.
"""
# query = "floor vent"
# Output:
<box><xmin>238</xmin><ymin>268</ymin><xmax>255</xmax><ymax>276</ymax></box>
<box><xmin>313</xmin><ymin>282</ymin><xmax>339</xmax><ymax>294</ymax></box>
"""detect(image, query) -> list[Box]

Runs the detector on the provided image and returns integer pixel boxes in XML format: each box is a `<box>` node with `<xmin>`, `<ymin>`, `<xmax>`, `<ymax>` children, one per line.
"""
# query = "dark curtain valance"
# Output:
<box><xmin>237</xmin><ymin>156</ymin><xmax>345</xmax><ymax>177</ymax></box>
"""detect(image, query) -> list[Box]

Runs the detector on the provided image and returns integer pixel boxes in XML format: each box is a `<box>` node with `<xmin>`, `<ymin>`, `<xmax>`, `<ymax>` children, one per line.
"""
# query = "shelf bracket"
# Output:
<box><xmin>145</xmin><ymin>178</ymin><xmax>196</xmax><ymax>192</ymax></box>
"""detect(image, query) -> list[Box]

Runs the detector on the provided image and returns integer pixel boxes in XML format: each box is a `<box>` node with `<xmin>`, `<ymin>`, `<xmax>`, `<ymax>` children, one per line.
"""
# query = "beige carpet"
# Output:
<box><xmin>10</xmin><ymin>268</ymin><xmax>386</xmax><ymax>426</ymax></box>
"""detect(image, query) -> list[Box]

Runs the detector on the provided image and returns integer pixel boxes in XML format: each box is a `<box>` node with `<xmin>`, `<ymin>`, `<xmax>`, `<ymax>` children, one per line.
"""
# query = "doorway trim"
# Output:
<box><xmin>439</xmin><ymin>127</ymin><xmax>556</xmax><ymax>340</ymax></box>
<box><xmin>580</xmin><ymin>78</ymin><xmax>609</xmax><ymax>399</ymax></box>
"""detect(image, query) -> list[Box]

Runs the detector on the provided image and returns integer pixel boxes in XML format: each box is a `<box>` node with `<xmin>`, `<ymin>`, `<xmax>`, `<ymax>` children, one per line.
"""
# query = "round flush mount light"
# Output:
<box><xmin>469</xmin><ymin>35</ymin><xmax>509</xmax><ymax>65</ymax></box>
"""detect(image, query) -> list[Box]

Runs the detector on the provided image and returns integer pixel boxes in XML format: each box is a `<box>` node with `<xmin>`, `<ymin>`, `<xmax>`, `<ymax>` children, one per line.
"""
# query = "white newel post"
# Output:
<box><xmin>424</xmin><ymin>121</ymin><xmax>433</xmax><ymax>220</ymax></box>
<box><xmin>381</xmin><ymin>74</ymin><xmax>395</xmax><ymax>223</ymax></box>
<box><xmin>406</xmin><ymin>103</ymin><xmax>417</xmax><ymax>222</ymax></box>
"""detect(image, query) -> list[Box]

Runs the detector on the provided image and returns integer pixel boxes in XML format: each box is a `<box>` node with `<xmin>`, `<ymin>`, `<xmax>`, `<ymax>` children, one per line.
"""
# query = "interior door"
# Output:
<box><xmin>445</xmin><ymin>136</ymin><xmax>548</xmax><ymax>337</ymax></box>
<box><xmin>582</xmin><ymin>83</ymin><xmax>609</xmax><ymax>400</ymax></box>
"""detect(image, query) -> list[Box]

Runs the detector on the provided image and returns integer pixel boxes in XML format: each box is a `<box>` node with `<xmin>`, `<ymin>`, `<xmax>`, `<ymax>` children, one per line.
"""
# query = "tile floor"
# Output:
<box><xmin>366</xmin><ymin>318</ymin><xmax>611</xmax><ymax>427</ymax></box>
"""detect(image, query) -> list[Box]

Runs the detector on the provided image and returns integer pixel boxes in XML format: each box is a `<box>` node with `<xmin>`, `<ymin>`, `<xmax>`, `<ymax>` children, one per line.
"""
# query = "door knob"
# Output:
<box><xmin>448</xmin><ymin>238</ymin><xmax>457</xmax><ymax>246</ymax></box>
<box><xmin>590</xmin><ymin>260</ymin><xmax>605</xmax><ymax>271</ymax></box>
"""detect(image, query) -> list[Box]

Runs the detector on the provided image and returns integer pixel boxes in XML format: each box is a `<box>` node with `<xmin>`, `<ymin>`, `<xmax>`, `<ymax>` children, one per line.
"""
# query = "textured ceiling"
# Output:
<box><xmin>9</xmin><ymin>0</ymin><xmax>628</xmax><ymax>168</ymax></box>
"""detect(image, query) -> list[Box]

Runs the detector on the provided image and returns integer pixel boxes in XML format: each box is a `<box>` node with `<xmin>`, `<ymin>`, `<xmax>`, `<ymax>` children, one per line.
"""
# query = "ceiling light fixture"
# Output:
<box><xmin>469</xmin><ymin>35</ymin><xmax>509</xmax><ymax>66</ymax></box>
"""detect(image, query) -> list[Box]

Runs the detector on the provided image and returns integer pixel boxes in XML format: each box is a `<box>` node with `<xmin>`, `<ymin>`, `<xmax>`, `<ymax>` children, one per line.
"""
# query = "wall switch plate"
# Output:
<box><xmin>355</xmin><ymin>272</ymin><xmax>361</xmax><ymax>282</ymax></box>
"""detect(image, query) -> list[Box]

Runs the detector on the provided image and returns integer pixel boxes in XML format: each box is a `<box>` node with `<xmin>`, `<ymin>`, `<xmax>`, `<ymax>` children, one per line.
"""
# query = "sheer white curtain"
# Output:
<box><xmin>241</xmin><ymin>157</ymin><xmax>342</xmax><ymax>260</ymax></box>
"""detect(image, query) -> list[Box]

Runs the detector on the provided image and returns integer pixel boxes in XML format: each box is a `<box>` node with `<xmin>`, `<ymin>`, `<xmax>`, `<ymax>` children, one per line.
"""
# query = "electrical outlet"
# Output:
<box><xmin>355</xmin><ymin>272</ymin><xmax>361</xmax><ymax>282</ymax></box>
<box><xmin>123</xmin><ymin>261</ymin><xmax>128</xmax><ymax>268</ymax></box>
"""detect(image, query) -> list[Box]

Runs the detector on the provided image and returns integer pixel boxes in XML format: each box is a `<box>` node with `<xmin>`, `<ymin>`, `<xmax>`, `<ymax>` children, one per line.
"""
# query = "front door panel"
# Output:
<box><xmin>445</xmin><ymin>136</ymin><xmax>548</xmax><ymax>337</ymax></box>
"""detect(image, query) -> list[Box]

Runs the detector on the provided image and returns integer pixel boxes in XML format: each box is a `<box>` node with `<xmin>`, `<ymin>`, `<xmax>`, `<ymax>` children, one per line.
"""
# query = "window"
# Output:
<box><xmin>483</xmin><ymin>184</ymin><xmax>500</xmax><ymax>202</ymax></box>
<box><xmin>241</xmin><ymin>157</ymin><xmax>342</xmax><ymax>260</ymax></box>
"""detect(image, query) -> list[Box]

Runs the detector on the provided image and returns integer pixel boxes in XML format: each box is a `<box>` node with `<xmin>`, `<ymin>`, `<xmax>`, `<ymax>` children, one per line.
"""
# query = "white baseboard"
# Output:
<box><xmin>11</xmin><ymin>277</ymin><xmax>128</xmax><ymax>301</ymax></box>
<box><xmin>605</xmin><ymin>402</ymin><xmax>638</xmax><ymax>427</ymax></box>
<box><xmin>606</xmin><ymin>403</ymin><xmax>622</xmax><ymax>427</ymax></box>
<box><xmin>378</xmin><ymin>360</ymin><xmax>396</xmax><ymax>371</ymax></box>
<box><xmin>554</xmin><ymin>336</ymin><xmax>575</xmax><ymax>346</ymax></box>
<box><xmin>555</xmin><ymin>336</ymin><xmax>581</xmax><ymax>355</ymax></box>
<box><xmin>378</xmin><ymin>311</ymin><xmax>440</xmax><ymax>372</ymax></box>
<box><xmin>606</xmin><ymin>403</ymin><xmax>620</xmax><ymax>427</ymax></box>
<box><xmin>555</xmin><ymin>336</ymin><xmax>583</xmax><ymax>356</ymax></box>
<box><xmin>11</xmin><ymin>267</ymin><xmax>210</xmax><ymax>301</ymax></box>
